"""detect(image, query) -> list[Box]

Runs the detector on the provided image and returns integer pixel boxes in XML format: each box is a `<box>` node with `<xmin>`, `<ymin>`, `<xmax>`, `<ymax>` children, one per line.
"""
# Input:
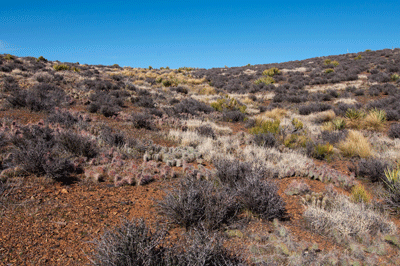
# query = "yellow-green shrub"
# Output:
<box><xmin>351</xmin><ymin>184</ymin><xmax>371</xmax><ymax>203</ymax></box>
<box><xmin>262</xmin><ymin>67</ymin><xmax>280</xmax><ymax>77</ymax></box>
<box><xmin>291</xmin><ymin>118</ymin><xmax>303</xmax><ymax>130</ymax></box>
<box><xmin>53</xmin><ymin>64</ymin><xmax>70</xmax><ymax>71</ymax></box>
<box><xmin>254</xmin><ymin>76</ymin><xmax>275</xmax><ymax>85</ymax></box>
<box><xmin>249</xmin><ymin>119</ymin><xmax>280</xmax><ymax>135</ymax></box>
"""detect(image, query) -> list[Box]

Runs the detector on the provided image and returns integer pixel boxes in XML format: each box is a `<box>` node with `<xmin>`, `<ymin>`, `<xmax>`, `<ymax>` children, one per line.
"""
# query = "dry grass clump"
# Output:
<box><xmin>304</xmin><ymin>194</ymin><xmax>396</xmax><ymax>243</ymax></box>
<box><xmin>337</xmin><ymin>130</ymin><xmax>371</xmax><ymax>158</ymax></box>
<box><xmin>262</xmin><ymin>108</ymin><xmax>288</xmax><ymax>120</ymax></box>
<box><xmin>362</xmin><ymin>108</ymin><xmax>386</xmax><ymax>131</ymax></box>
<box><xmin>311</xmin><ymin>109</ymin><xmax>336</xmax><ymax>123</ymax></box>
<box><xmin>185</xmin><ymin>119</ymin><xmax>232</xmax><ymax>135</ymax></box>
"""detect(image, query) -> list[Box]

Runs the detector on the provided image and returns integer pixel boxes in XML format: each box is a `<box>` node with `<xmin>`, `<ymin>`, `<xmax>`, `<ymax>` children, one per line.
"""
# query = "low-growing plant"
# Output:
<box><xmin>291</xmin><ymin>118</ymin><xmax>303</xmax><ymax>130</ymax></box>
<box><xmin>263</xmin><ymin>67</ymin><xmax>280</xmax><ymax>77</ymax></box>
<box><xmin>313</xmin><ymin>143</ymin><xmax>334</xmax><ymax>161</ymax></box>
<box><xmin>363</xmin><ymin>108</ymin><xmax>386</xmax><ymax>130</ymax></box>
<box><xmin>325</xmin><ymin>68</ymin><xmax>334</xmax><ymax>74</ymax></box>
<box><xmin>238</xmin><ymin>177</ymin><xmax>287</xmax><ymax>221</ymax></box>
<box><xmin>356</xmin><ymin>158</ymin><xmax>388</xmax><ymax>182</ymax></box>
<box><xmin>249</xmin><ymin>119</ymin><xmax>280</xmax><ymax>135</ymax></box>
<box><xmin>285</xmin><ymin>180</ymin><xmax>310</xmax><ymax>196</ymax></box>
<box><xmin>304</xmin><ymin>194</ymin><xmax>396</xmax><ymax>244</ymax></box>
<box><xmin>222</xmin><ymin>110</ymin><xmax>245</xmax><ymax>122</ymax></box>
<box><xmin>390</xmin><ymin>73</ymin><xmax>399</xmax><ymax>81</ymax></box>
<box><xmin>36</xmin><ymin>56</ymin><xmax>47</xmax><ymax>62</ymax></box>
<box><xmin>298</xmin><ymin>103</ymin><xmax>332</xmax><ymax>115</ymax></box>
<box><xmin>254</xmin><ymin>76</ymin><xmax>275</xmax><ymax>85</ymax></box>
<box><xmin>57</xmin><ymin>130</ymin><xmax>98</xmax><ymax>158</ymax></box>
<box><xmin>90</xmin><ymin>219</ymin><xmax>169</xmax><ymax>266</ymax></box>
<box><xmin>158</xmin><ymin>176</ymin><xmax>239</xmax><ymax>230</ymax></box>
<box><xmin>351</xmin><ymin>184</ymin><xmax>371</xmax><ymax>203</ymax></box>
<box><xmin>253</xmin><ymin>133</ymin><xmax>276</xmax><ymax>148</ymax></box>
<box><xmin>53</xmin><ymin>64</ymin><xmax>70</xmax><ymax>71</ymax></box>
<box><xmin>388</xmin><ymin>123</ymin><xmax>400</xmax><ymax>139</ymax></box>
<box><xmin>131</xmin><ymin>112</ymin><xmax>154</xmax><ymax>130</ymax></box>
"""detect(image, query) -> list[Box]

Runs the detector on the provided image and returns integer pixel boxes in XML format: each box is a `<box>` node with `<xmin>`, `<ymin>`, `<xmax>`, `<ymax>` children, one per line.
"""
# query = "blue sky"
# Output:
<box><xmin>1</xmin><ymin>0</ymin><xmax>399</xmax><ymax>69</ymax></box>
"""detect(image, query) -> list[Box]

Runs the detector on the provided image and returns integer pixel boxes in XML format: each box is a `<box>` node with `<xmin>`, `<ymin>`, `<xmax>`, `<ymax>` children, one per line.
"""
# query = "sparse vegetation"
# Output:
<box><xmin>2</xmin><ymin>49</ymin><xmax>400</xmax><ymax>265</ymax></box>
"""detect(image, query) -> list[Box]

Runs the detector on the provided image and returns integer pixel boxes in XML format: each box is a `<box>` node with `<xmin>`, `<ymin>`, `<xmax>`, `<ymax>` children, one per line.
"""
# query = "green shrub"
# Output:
<box><xmin>210</xmin><ymin>96</ymin><xmax>246</xmax><ymax>113</ymax></box>
<box><xmin>391</xmin><ymin>73</ymin><xmax>399</xmax><ymax>81</ymax></box>
<box><xmin>53</xmin><ymin>64</ymin><xmax>70</xmax><ymax>71</ymax></box>
<box><xmin>254</xmin><ymin>76</ymin><xmax>275</xmax><ymax>85</ymax></box>
<box><xmin>148</xmin><ymin>66</ymin><xmax>153</xmax><ymax>70</ymax></box>
<box><xmin>291</xmin><ymin>118</ymin><xmax>303</xmax><ymax>130</ymax></box>
<box><xmin>36</xmin><ymin>56</ymin><xmax>47</xmax><ymax>62</ymax></box>
<box><xmin>72</xmin><ymin>67</ymin><xmax>80</xmax><ymax>72</ymax></box>
<box><xmin>351</xmin><ymin>184</ymin><xmax>371</xmax><ymax>203</ymax></box>
<box><xmin>324</xmin><ymin>59</ymin><xmax>332</xmax><ymax>65</ymax></box>
<box><xmin>345</xmin><ymin>108</ymin><xmax>364</xmax><ymax>120</ymax></box>
<box><xmin>331</xmin><ymin>118</ymin><xmax>346</xmax><ymax>130</ymax></box>
<box><xmin>332</xmin><ymin>60</ymin><xmax>339</xmax><ymax>67</ymax></box>
<box><xmin>354</xmin><ymin>54</ymin><xmax>362</xmax><ymax>60</ymax></box>
<box><xmin>313</xmin><ymin>143</ymin><xmax>334</xmax><ymax>160</ymax></box>
<box><xmin>249</xmin><ymin>119</ymin><xmax>280</xmax><ymax>135</ymax></box>
<box><xmin>324</xmin><ymin>68</ymin><xmax>334</xmax><ymax>74</ymax></box>
<box><xmin>4</xmin><ymin>54</ymin><xmax>14</xmax><ymax>60</ymax></box>
<box><xmin>263</xmin><ymin>67</ymin><xmax>280</xmax><ymax>77</ymax></box>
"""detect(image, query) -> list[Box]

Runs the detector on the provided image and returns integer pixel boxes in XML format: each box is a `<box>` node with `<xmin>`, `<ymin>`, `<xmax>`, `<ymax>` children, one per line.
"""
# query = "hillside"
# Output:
<box><xmin>1</xmin><ymin>49</ymin><xmax>400</xmax><ymax>265</ymax></box>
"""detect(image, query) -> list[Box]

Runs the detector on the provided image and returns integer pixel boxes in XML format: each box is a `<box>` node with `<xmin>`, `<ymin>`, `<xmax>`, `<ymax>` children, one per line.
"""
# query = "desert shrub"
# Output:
<box><xmin>158</xmin><ymin>176</ymin><xmax>239</xmax><ymax>230</ymax></box>
<box><xmin>148</xmin><ymin>108</ymin><xmax>163</xmax><ymax>117</ymax></box>
<box><xmin>4</xmin><ymin>54</ymin><xmax>15</xmax><ymax>60</ymax></box>
<box><xmin>195</xmin><ymin>125</ymin><xmax>216</xmax><ymax>139</ymax></box>
<box><xmin>254</xmin><ymin>76</ymin><xmax>275</xmax><ymax>85</ymax></box>
<box><xmin>238</xmin><ymin>177</ymin><xmax>286</xmax><ymax>220</ymax></box>
<box><xmin>298</xmin><ymin>103</ymin><xmax>332</xmax><ymax>115</ymax></box>
<box><xmin>131</xmin><ymin>112</ymin><xmax>154</xmax><ymax>130</ymax></box>
<box><xmin>334</xmin><ymin>103</ymin><xmax>360</xmax><ymax>116</ymax></box>
<box><xmin>388</xmin><ymin>123</ymin><xmax>400</xmax><ymax>139</ymax></box>
<box><xmin>249</xmin><ymin>119</ymin><xmax>280</xmax><ymax>135</ymax></box>
<box><xmin>320</xmin><ymin>130</ymin><xmax>348</xmax><ymax>144</ymax></box>
<box><xmin>285</xmin><ymin>180</ymin><xmax>310</xmax><ymax>196</ymax></box>
<box><xmin>173</xmin><ymin>98</ymin><xmax>214</xmax><ymax>116</ymax></box>
<box><xmin>263</xmin><ymin>67</ymin><xmax>280</xmax><ymax>77</ymax></box>
<box><xmin>47</xmin><ymin>109</ymin><xmax>79</xmax><ymax>127</ymax></box>
<box><xmin>324</xmin><ymin>117</ymin><xmax>346</xmax><ymax>130</ymax></box>
<box><xmin>170</xmin><ymin>86</ymin><xmax>188</xmax><ymax>94</ymax></box>
<box><xmin>99</xmin><ymin>127</ymin><xmax>125</xmax><ymax>148</ymax></box>
<box><xmin>391</xmin><ymin>73</ymin><xmax>400</xmax><ymax>81</ymax></box>
<box><xmin>100</xmin><ymin>105</ymin><xmax>120</xmax><ymax>117</ymax></box>
<box><xmin>369</xmin><ymin>72</ymin><xmax>391</xmax><ymax>83</ymax></box>
<box><xmin>36</xmin><ymin>56</ymin><xmax>47</xmax><ymax>62</ymax></box>
<box><xmin>88</xmin><ymin>103</ymin><xmax>100</xmax><ymax>113</ymax></box>
<box><xmin>43</xmin><ymin>157</ymin><xmax>76</xmax><ymax>183</ymax></box>
<box><xmin>134</xmin><ymin>95</ymin><xmax>155</xmax><ymax>108</ymax></box>
<box><xmin>13</xmin><ymin>140</ymin><xmax>50</xmax><ymax>176</ymax></box>
<box><xmin>253</xmin><ymin>133</ymin><xmax>276</xmax><ymax>148</ymax></box>
<box><xmin>363</xmin><ymin>108</ymin><xmax>386</xmax><ymax>130</ymax></box>
<box><xmin>176</xmin><ymin>229</ymin><xmax>245</xmax><ymax>266</ymax></box>
<box><xmin>312</xmin><ymin>143</ymin><xmax>334</xmax><ymax>160</ymax></box>
<box><xmin>304</xmin><ymin>194</ymin><xmax>396</xmax><ymax>243</ymax></box>
<box><xmin>222</xmin><ymin>110</ymin><xmax>245</xmax><ymax>122</ymax></box>
<box><xmin>90</xmin><ymin>219</ymin><xmax>244</xmax><ymax>266</ymax></box>
<box><xmin>384</xmin><ymin>182</ymin><xmax>400</xmax><ymax>215</ymax></box>
<box><xmin>350</xmin><ymin>184</ymin><xmax>371</xmax><ymax>203</ymax></box>
<box><xmin>325</xmin><ymin>68</ymin><xmax>334</xmax><ymax>74</ymax></box>
<box><xmin>57</xmin><ymin>130</ymin><xmax>98</xmax><ymax>158</ymax></box>
<box><xmin>7</xmin><ymin>84</ymin><xmax>67</xmax><ymax>112</ymax></box>
<box><xmin>214</xmin><ymin>159</ymin><xmax>263</xmax><ymax>188</ymax></box>
<box><xmin>53</xmin><ymin>64</ymin><xmax>70</xmax><ymax>71</ymax></box>
<box><xmin>90</xmin><ymin>219</ymin><xmax>169</xmax><ymax>266</ymax></box>
<box><xmin>338</xmin><ymin>130</ymin><xmax>371</xmax><ymax>158</ymax></box>
<box><xmin>34</xmin><ymin>72</ymin><xmax>54</xmax><ymax>83</ymax></box>
<box><xmin>1</xmin><ymin>76</ymin><xmax>20</xmax><ymax>92</ymax></box>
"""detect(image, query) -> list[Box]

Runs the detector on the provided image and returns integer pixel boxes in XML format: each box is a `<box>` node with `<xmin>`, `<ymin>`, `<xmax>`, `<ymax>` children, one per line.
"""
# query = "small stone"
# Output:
<box><xmin>61</xmin><ymin>188</ymin><xmax>68</xmax><ymax>194</ymax></box>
